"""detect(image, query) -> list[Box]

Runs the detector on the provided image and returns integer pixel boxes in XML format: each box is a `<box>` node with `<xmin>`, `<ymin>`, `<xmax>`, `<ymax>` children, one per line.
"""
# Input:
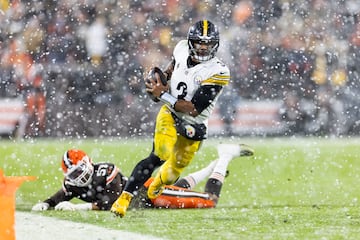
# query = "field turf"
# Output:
<box><xmin>1</xmin><ymin>137</ymin><xmax>360</xmax><ymax>239</ymax></box>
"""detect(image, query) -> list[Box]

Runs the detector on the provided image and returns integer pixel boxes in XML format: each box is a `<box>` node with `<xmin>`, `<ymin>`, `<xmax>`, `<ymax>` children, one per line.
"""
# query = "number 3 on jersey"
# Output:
<box><xmin>176</xmin><ymin>82</ymin><xmax>188</xmax><ymax>99</ymax></box>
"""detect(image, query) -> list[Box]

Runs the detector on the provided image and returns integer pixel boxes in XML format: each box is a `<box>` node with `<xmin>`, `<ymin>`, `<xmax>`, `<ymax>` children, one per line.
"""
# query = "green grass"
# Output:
<box><xmin>2</xmin><ymin>137</ymin><xmax>360</xmax><ymax>239</ymax></box>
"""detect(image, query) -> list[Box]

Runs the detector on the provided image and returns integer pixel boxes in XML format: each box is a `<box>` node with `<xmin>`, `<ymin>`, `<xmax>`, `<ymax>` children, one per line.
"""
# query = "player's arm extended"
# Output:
<box><xmin>32</xmin><ymin>188</ymin><xmax>72</xmax><ymax>211</ymax></box>
<box><xmin>45</xmin><ymin>188</ymin><xmax>73</xmax><ymax>207</ymax></box>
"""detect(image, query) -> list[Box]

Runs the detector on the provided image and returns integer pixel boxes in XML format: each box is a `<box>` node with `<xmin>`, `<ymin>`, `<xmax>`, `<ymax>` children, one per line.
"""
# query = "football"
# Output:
<box><xmin>146</xmin><ymin>67</ymin><xmax>167</xmax><ymax>85</ymax></box>
<box><xmin>145</xmin><ymin>67</ymin><xmax>167</xmax><ymax>102</ymax></box>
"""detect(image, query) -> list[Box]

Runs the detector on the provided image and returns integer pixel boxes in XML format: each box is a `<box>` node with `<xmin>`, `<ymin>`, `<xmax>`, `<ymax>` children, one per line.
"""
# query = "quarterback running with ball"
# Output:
<box><xmin>111</xmin><ymin>19</ymin><xmax>231</xmax><ymax>217</ymax></box>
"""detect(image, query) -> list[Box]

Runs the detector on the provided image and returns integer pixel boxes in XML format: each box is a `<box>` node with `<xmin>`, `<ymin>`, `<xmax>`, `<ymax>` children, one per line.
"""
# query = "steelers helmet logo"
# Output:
<box><xmin>185</xmin><ymin>125</ymin><xmax>196</xmax><ymax>138</ymax></box>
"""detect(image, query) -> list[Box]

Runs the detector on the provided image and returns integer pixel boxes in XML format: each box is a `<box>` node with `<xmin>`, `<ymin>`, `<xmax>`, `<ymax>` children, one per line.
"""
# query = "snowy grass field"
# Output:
<box><xmin>2</xmin><ymin>137</ymin><xmax>360</xmax><ymax>239</ymax></box>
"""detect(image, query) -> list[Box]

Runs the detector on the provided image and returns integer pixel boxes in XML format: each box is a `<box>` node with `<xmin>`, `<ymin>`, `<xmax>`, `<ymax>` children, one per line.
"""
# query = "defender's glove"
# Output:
<box><xmin>145</xmin><ymin>67</ymin><xmax>168</xmax><ymax>102</ymax></box>
<box><xmin>54</xmin><ymin>201</ymin><xmax>92</xmax><ymax>211</ymax></box>
<box><xmin>31</xmin><ymin>202</ymin><xmax>50</xmax><ymax>211</ymax></box>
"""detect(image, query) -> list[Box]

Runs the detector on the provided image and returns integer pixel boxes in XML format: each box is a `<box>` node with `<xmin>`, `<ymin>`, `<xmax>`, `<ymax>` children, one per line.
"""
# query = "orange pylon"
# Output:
<box><xmin>0</xmin><ymin>169</ymin><xmax>36</xmax><ymax>240</ymax></box>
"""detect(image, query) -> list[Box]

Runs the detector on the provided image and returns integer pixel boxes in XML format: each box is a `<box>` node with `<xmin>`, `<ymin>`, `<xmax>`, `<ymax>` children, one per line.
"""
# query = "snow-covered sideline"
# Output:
<box><xmin>15</xmin><ymin>211</ymin><xmax>164</xmax><ymax>240</ymax></box>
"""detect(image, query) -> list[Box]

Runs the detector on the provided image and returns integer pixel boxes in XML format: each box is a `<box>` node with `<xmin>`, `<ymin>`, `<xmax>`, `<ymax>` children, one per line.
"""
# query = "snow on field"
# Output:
<box><xmin>15</xmin><ymin>212</ymin><xmax>164</xmax><ymax>240</ymax></box>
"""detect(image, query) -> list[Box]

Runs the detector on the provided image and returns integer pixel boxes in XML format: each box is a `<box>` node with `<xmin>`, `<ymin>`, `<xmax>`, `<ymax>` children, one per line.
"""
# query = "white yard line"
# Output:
<box><xmin>15</xmin><ymin>211</ymin><xmax>164</xmax><ymax>240</ymax></box>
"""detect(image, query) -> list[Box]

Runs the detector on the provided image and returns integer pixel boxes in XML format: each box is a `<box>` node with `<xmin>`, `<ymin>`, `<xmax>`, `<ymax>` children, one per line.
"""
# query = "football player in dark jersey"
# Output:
<box><xmin>32</xmin><ymin>149</ymin><xmax>128</xmax><ymax>211</ymax></box>
<box><xmin>32</xmin><ymin>143</ymin><xmax>254</xmax><ymax>211</ymax></box>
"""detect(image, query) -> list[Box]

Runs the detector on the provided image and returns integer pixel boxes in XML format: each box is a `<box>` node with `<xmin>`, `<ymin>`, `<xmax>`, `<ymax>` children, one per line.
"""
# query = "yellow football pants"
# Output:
<box><xmin>153</xmin><ymin>105</ymin><xmax>202</xmax><ymax>184</ymax></box>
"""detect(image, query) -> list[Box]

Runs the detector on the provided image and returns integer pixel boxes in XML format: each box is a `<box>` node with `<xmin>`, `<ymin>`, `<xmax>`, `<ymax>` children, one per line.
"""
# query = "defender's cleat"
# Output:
<box><xmin>110</xmin><ymin>191</ymin><xmax>133</xmax><ymax>218</ymax></box>
<box><xmin>147</xmin><ymin>177</ymin><xmax>165</xmax><ymax>200</ymax></box>
<box><xmin>217</xmin><ymin>143</ymin><xmax>254</xmax><ymax>159</ymax></box>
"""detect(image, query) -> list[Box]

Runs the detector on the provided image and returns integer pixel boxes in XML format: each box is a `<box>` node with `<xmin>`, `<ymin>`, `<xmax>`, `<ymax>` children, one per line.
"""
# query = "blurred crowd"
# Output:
<box><xmin>0</xmin><ymin>0</ymin><xmax>359</xmax><ymax>138</ymax></box>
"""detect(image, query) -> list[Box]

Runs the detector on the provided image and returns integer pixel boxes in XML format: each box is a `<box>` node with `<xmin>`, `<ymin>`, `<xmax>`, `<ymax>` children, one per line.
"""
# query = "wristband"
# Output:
<box><xmin>159</xmin><ymin>92</ymin><xmax>177</xmax><ymax>108</ymax></box>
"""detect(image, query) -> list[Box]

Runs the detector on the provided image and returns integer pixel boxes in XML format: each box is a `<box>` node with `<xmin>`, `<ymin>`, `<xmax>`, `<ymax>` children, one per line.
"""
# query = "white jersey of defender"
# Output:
<box><xmin>169</xmin><ymin>40</ymin><xmax>230</xmax><ymax>125</ymax></box>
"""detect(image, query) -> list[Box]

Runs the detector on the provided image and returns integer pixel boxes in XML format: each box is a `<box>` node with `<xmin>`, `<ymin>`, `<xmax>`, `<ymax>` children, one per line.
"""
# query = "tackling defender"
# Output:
<box><xmin>32</xmin><ymin>149</ymin><xmax>127</xmax><ymax>211</ymax></box>
<box><xmin>111</xmin><ymin>19</ymin><xmax>230</xmax><ymax>217</ymax></box>
<box><xmin>31</xmin><ymin>144</ymin><xmax>254</xmax><ymax>211</ymax></box>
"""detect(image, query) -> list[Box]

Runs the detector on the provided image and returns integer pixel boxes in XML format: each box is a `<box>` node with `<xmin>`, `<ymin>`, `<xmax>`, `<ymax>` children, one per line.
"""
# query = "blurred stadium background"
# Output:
<box><xmin>0</xmin><ymin>0</ymin><xmax>359</xmax><ymax>139</ymax></box>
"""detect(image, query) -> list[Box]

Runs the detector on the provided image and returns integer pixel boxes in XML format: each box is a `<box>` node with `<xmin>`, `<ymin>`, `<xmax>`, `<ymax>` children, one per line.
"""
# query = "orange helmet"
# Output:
<box><xmin>61</xmin><ymin>149</ymin><xmax>94</xmax><ymax>187</ymax></box>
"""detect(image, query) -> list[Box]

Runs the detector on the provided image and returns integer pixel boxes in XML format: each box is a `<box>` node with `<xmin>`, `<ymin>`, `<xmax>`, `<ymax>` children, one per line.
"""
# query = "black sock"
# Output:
<box><xmin>173</xmin><ymin>178</ymin><xmax>191</xmax><ymax>189</ymax></box>
<box><xmin>204</xmin><ymin>178</ymin><xmax>222</xmax><ymax>198</ymax></box>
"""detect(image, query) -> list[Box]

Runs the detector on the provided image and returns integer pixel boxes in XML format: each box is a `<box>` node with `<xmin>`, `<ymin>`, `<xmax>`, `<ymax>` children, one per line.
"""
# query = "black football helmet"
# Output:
<box><xmin>187</xmin><ymin>20</ymin><xmax>220</xmax><ymax>62</ymax></box>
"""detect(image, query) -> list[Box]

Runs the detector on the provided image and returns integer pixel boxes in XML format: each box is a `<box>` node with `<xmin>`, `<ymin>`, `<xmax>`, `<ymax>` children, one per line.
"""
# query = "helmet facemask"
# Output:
<box><xmin>188</xmin><ymin>39</ymin><xmax>219</xmax><ymax>62</ymax></box>
<box><xmin>62</xmin><ymin>150</ymin><xmax>94</xmax><ymax>187</ymax></box>
<box><xmin>65</xmin><ymin>158</ymin><xmax>94</xmax><ymax>187</ymax></box>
